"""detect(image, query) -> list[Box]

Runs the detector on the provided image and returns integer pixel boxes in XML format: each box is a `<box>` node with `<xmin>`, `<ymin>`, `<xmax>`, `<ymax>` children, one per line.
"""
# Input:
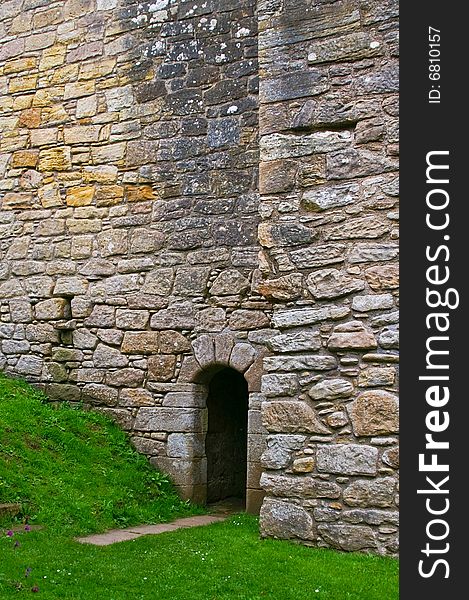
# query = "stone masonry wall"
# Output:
<box><xmin>1</xmin><ymin>0</ymin><xmax>399</xmax><ymax>555</ymax></box>
<box><xmin>0</xmin><ymin>0</ymin><xmax>268</xmax><ymax>510</ymax></box>
<box><xmin>256</xmin><ymin>0</ymin><xmax>399</xmax><ymax>555</ymax></box>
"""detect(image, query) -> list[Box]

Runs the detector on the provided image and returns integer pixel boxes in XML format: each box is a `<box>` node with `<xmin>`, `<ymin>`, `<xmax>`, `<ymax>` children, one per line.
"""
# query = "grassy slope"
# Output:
<box><xmin>0</xmin><ymin>373</ymin><xmax>200</xmax><ymax>534</ymax></box>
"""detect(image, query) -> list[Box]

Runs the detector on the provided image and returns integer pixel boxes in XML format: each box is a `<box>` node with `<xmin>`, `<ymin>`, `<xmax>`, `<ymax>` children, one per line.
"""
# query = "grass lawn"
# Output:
<box><xmin>1</xmin><ymin>515</ymin><xmax>398</xmax><ymax>600</ymax></box>
<box><xmin>0</xmin><ymin>374</ymin><xmax>399</xmax><ymax>599</ymax></box>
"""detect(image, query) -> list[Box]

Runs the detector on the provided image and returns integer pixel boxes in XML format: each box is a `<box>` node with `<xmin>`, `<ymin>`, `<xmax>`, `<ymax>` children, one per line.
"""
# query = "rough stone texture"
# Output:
<box><xmin>260</xmin><ymin>498</ymin><xmax>315</xmax><ymax>540</ymax></box>
<box><xmin>316</xmin><ymin>444</ymin><xmax>378</xmax><ymax>476</ymax></box>
<box><xmin>0</xmin><ymin>0</ymin><xmax>398</xmax><ymax>557</ymax></box>
<box><xmin>343</xmin><ymin>478</ymin><xmax>397</xmax><ymax>508</ymax></box>
<box><xmin>348</xmin><ymin>391</ymin><xmax>399</xmax><ymax>436</ymax></box>
<box><xmin>262</xmin><ymin>401</ymin><xmax>330</xmax><ymax>434</ymax></box>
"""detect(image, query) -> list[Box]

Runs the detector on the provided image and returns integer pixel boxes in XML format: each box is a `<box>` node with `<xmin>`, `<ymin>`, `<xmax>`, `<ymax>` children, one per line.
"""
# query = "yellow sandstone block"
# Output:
<box><xmin>66</xmin><ymin>186</ymin><xmax>95</xmax><ymax>207</ymax></box>
<box><xmin>33</xmin><ymin>86</ymin><xmax>65</xmax><ymax>107</ymax></box>
<box><xmin>83</xmin><ymin>165</ymin><xmax>118</xmax><ymax>183</ymax></box>
<box><xmin>0</xmin><ymin>133</ymin><xmax>28</xmax><ymax>152</ymax></box>
<box><xmin>12</xmin><ymin>150</ymin><xmax>39</xmax><ymax>168</ymax></box>
<box><xmin>49</xmin><ymin>64</ymin><xmax>80</xmax><ymax>85</ymax></box>
<box><xmin>79</xmin><ymin>58</ymin><xmax>116</xmax><ymax>80</ymax></box>
<box><xmin>1</xmin><ymin>192</ymin><xmax>33</xmax><ymax>210</ymax></box>
<box><xmin>3</xmin><ymin>57</ymin><xmax>37</xmax><ymax>75</ymax></box>
<box><xmin>38</xmin><ymin>147</ymin><xmax>72</xmax><ymax>171</ymax></box>
<box><xmin>125</xmin><ymin>185</ymin><xmax>155</xmax><ymax>202</ymax></box>
<box><xmin>64</xmin><ymin>81</ymin><xmax>95</xmax><ymax>100</ymax></box>
<box><xmin>95</xmin><ymin>185</ymin><xmax>124</xmax><ymax>206</ymax></box>
<box><xmin>38</xmin><ymin>183</ymin><xmax>63</xmax><ymax>208</ymax></box>
<box><xmin>41</xmin><ymin>105</ymin><xmax>68</xmax><ymax>126</ymax></box>
<box><xmin>39</xmin><ymin>44</ymin><xmax>67</xmax><ymax>71</ymax></box>
<box><xmin>18</xmin><ymin>108</ymin><xmax>41</xmax><ymax>128</ymax></box>
<box><xmin>9</xmin><ymin>75</ymin><xmax>38</xmax><ymax>94</ymax></box>
<box><xmin>13</xmin><ymin>95</ymin><xmax>34</xmax><ymax>111</ymax></box>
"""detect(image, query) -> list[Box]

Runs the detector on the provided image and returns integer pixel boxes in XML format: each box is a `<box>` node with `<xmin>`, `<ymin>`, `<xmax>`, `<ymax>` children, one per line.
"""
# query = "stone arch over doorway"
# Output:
<box><xmin>148</xmin><ymin>333</ymin><xmax>267</xmax><ymax>513</ymax></box>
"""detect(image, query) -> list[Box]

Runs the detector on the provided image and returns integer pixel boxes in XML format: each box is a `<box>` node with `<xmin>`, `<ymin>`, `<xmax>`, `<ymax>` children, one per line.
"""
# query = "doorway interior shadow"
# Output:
<box><xmin>204</xmin><ymin>367</ymin><xmax>249</xmax><ymax>508</ymax></box>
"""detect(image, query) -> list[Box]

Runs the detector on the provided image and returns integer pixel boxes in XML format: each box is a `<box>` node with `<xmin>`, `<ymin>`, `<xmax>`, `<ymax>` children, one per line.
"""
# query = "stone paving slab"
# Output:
<box><xmin>76</xmin><ymin>514</ymin><xmax>226</xmax><ymax>546</ymax></box>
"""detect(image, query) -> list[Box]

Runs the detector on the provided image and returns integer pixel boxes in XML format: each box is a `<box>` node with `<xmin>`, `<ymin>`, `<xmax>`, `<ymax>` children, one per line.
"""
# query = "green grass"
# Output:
<box><xmin>0</xmin><ymin>374</ymin><xmax>398</xmax><ymax>599</ymax></box>
<box><xmin>0</xmin><ymin>373</ymin><xmax>200</xmax><ymax>534</ymax></box>
<box><xmin>1</xmin><ymin>515</ymin><xmax>398</xmax><ymax>600</ymax></box>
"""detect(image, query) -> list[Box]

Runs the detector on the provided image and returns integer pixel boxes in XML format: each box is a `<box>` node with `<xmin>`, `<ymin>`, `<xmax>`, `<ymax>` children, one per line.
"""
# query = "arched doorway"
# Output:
<box><xmin>205</xmin><ymin>367</ymin><xmax>249</xmax><ymax>506</ymax></box>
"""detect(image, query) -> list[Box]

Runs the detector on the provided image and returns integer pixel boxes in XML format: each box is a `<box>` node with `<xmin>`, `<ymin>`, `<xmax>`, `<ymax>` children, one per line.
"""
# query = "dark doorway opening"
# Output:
<box><xmin>205</xmin><ymin>367</ymin><xmax>248</xmax><ymax>506</ymax></box>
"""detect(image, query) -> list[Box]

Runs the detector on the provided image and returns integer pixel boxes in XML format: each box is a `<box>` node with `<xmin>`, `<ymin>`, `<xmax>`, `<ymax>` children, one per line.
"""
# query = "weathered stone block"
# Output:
<box><xmin>316</xmin><ymin>444</ymin><xmax>378</xmax><ymax>476</ymax></box>
<box><xmin>308</xmin><ymin>32</ymin><xmax>382</xmax><ymax>64</ymax></box>
<box><xmin>142</xmin><ymin>269</ymin><xmax>174</xmax><ymax>296</ymax></box>
<box><xmin>256</xmin><ymin>274</ymin><xmax>303</xmax><ymax>301</ymax></box>
<box><xmin>261</xmin><ymin>435</ymin><xmax>306</xmax><ymax>470</ymax></box>
<box><xmin>358</xmin><ymin>367</ymin><xmax>395</xmax><ymax>387</ymax></box>
<box><xmin>260</xmin><ymin>71</ymin><xmax>329</xmax><ymax>104</ymax></box>
<box><xmin>209</xmin><ymin>269</ymin><xmax>250</xmax><ymax>296</ymax></box>
<box><xmin>302</xmin><ymin>183</ymin><xmax>358</xmax><ymax>211</ymax></box>
<box><xmin>261</xmin><ymin>374</ymin><xmax>298</xmax><ymax>397</ymax></box>
<box><xmin>349</xmin><ymin>243</ymin><xmax>399</xmax><ymax>263</ymax></box>
<box><xmin>348</xmin><ymin>391</ymin><xmax>399</xmax><ymax>436</ymax></box>
<box><xmin>131</xmin><ymin>436</ymin><xmax>164</xmax><ymax>456</ymax></box>
<box><xmin>262</xmin><ymin>401</ymin><xmax>329</xmax><ymax>434</ymax></box>
<box><xmin>115</xmin><ymin>310</ymin><xmax>150</xmax><ymax>331</ymax></box>
<box><xmin>365</xmin><ymin>265</ymin><xmax>400</xmax><ymax>292</ymax></box>
<box><xmin>261</xmin><ymin>131</ymin><xmax>351</xmax><ymax>161</ymax></box>
<box><xmin>167</xmin><ymin>433</ymin><xmax>204</xmax><ymax>459</ymax></box>
<box><xmin>173</xmin><ymin>267</ymin><xmax>210</xmax><ymax>297</ymax></box>
<box><xmin>267</xmin><ymin>331</ymin><xmax>321</xmax><ymax>353</ymax></box>
<box><xmin>119</xmin><ymin>388</ymin><xmax>154</xmax><ymax>408</ymax></box>
<box><xmin>105</xmin><ymin>368</ymin><xmax>144</xmax><ymax>388</ymax></box>
<box><xmin>343</xmin><ymin>477</ymin><xmax>397</xmax><ymax>508</ymax></box>
<box><xmin>272</xmin><ymin>306</ymin><xmax>349</xmax><ymax>329</ymax></box>
<box><xmin>53</xmin><ymin>277</ymin><xmax>88</xmax><ymax>296</ymax></box>
<box><xmin>84</xmin><ymin>305</ymin><xmax>115</xmax><ymax>328</ymax></box>
<box><xmin>328</xmin><ymin>321</ymin><xmax>377</xmax><ymax>350</ymax></box>
<box><xmin>306</xmin><ymin>269</ymin><xmax>364</xmax><ymax>299</ymax></box>
<box><xmin>150</xmin><ymin>303</ymin><xmax>196</xmax><ymax>330</ymax></box>
<box><xmin>93</xmin><ymin>344</ymin><xmax>128</xmax><ymax>368</ymax></box>
<box><xmin>134</xmin><ymin>408</ymin><xmax>206</xmax><ymax>433</ymax></box>
<box><xmin>318</xmin><ymin>524</ymin><xmax>377</xmax><ymax>551</ymax></box>
<box><xmin>35</xmin><ymin>298</ymin><xmax>70</xmax><ymax>320</ymax></box>
<box><xmin>229</xmin><ymin>343</ymin><xmax>257</xmax><ymax>372</ymax></box>
<box><xmin>352</xmin><ymin>294</ymin><xmax>394</xmax><ymax>312</ymax></box>
<box><xmin>378</xmin><ymin>328</ymin><xmax>399</xmax><ymax>349</ymax></box>
<box><xmin>82</xmin><ymin>384</ymin><xmax>118</xmax><ymax>406</ymax></box>
<box><xmin>121</xmin><ymin>332</ymin><xmax>160</xmax><ymax>354</ymax></box>
<box><xmin>353</xmin><ymin>61</ymin><xmax>398</xmax><ymax>95</ymax></box>
<box><xmin>292</xmin><ymin>457</ymin><xmax>316</xmax><ymax>473</ymax></box>
<box><xmin>9</xmin><ymin>300</ymin><xmax>33</xmax><ymax>323</ymax></box>
<box><xmin>308</xmin><ymin>378</ymin><xmax>354</xmax><ymax>401</ymax></box>
<box><xmin>16</xmin><ymin>356</ymin><xmax>43</xmax><ymax>376</ymax></box>
<box><xmin>159</xmin><ymin>331</ymin><xmax>191</xmax><ymax>354</ymax></box>
<box><xmin>382</xmin><ymin>447</ymin><xmax>399</xmax><ymax>469</ymax></box>
<box><xmin>229</xmin><ymin>310</ymin><xmax>269</xmax><ymax>330</ymax></box>
<box><xmin>263</xmin><ymin>355</ymin><xmax>337</xmax><ymax>372</ymax></box>
<box><xmin>38</xmin><ymin>147</ymin><xmax>72</xmax><ymax>172</ymax></box>
<box><xmin>260</xmin><ymin>473</ymin><xmax>341</xmax><ymax>499</ymax></box>
<box><xmin>148</xmin><ymin>355</ymin><xmax>176</xmax><ymax>382</ymax></box>
<box><xmin>259</xmin><ymin>160</ymin><xmax>297</xmax><ymax>194</ymax></box>
<box><xmin>260</xmin><ymin>498</ymin><xmax>315</xmax><ymax>541</ymax></box>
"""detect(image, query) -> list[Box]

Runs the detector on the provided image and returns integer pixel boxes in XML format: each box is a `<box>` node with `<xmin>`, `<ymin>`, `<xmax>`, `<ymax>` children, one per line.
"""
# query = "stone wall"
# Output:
<box><xmin>0</xmin><ymin>0</ymin><xmax>268</xmax><ymax>511</ymax></box>
<box><xmin>256</xmin><ymin>0</ymin><xmax>399</xmax><ymax>555</ymax></box>
<box><xmin>0</xmin><ymin>0</ymin><xmax>399</xmax><ymax>555</ymax></box>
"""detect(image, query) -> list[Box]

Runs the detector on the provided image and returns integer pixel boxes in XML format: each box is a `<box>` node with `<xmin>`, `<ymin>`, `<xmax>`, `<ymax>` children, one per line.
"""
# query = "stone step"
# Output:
<box><xmin>76</xmin><ymin>514</ymin><xmax>227</xmax><ymax>546</ymax></box>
